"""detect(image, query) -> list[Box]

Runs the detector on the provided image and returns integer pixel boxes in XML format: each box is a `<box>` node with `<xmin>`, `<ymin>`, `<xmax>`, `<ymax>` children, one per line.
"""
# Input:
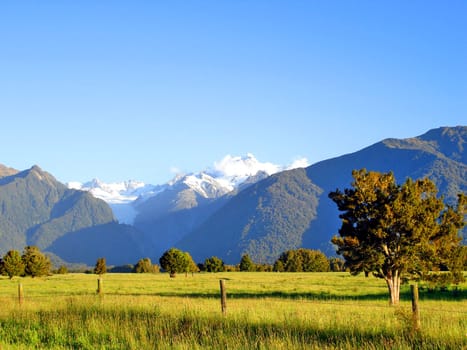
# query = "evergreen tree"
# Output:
<box><xmin>329</xmin><ymin>169</ymin><xmax>466</xmax><ymax>305</ymax></box>
<box><xmin>22</xmin><ymin>246</ymin><xmax>51</xmax><ymax>278</ymax></box>
<box><xmin>2</xmin><ymin>250</ymin><xmax>25</xmax><ymax>279</ymax></box>
<box><xmin>94</xmin><ymin>257</ymin><xmax>107</xmax><ymax>275</ymax></box>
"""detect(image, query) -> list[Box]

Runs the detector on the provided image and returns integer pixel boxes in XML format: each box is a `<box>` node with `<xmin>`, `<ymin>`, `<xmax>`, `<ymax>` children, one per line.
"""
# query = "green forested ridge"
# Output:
<box><xmin>177</xmin><ymin>168</ymin><xmax>322</xmax><ymax>264</ymax></box>
<box><xmin>0</xmin><ymin>165</ymin><xmax>145</xmax><ymax>265</ymax></box>
<box><xmin>303</xmin><ymin>126</ymin><xmax>466</xmax><ymax>251</ymax></box>
<box><xmin>178</xmin><ymin>126</ymin><xmax>466</xmax><ymax>263</ymax></box>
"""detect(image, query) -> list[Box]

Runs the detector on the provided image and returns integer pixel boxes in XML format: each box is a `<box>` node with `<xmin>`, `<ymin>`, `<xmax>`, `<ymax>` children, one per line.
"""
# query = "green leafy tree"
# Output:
<box><xmin>301</xmin><ymin>249</ymin><xmax>330</xmax><ymax>272</ymax></box>
<box><xmin>274</xmin><ymin>249</ymin><xmax>329</xmax><ymax>272</ymax></box>
<box><xmin>134</xmin><ymin>258</ymin><xmax>157</xmax><ymax>273</ymax></box>
<box><xmin>94</xmin><ymin>257</ymin><xmax>107</xmax><ymax>275</ymax></box>
<box><xmin>159</xmin><ymin>248</ymin><xmax>190</xmax><ymax>277</ymax></box>
<box><xmin>329</xmin><ymin>169</ymin><xmax>466</xmax><ymax>305</ymax></box>
<box><xmin>239</xmin><ymin>254</ymin><xmax>255</xmax><ymax>271</ymax></box>
<box><xmin>2</xmin><ymin>250</ymin><xmax>25</xmax><ymax>279</ymax></box>
<box><xmin>184</xmin><ymin>252</ymin><xmax>199</xmax><ymax>275</ymax></box>
<box><xmin>204</xmin><ymin>256</ymin><xmax>225</xmax><ymax>272</ymax></box>
<box><xmin>22</xmin><ymin>246</ymin><xmax>51</xmax><ymax>278</ymax></box>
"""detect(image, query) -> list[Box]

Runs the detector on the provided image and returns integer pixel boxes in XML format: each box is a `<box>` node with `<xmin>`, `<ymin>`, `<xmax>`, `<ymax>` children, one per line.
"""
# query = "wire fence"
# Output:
<box><xmin>2</xmin><ymin>281</ymin><xmax>466</xmax><ymax>317</ymax></box>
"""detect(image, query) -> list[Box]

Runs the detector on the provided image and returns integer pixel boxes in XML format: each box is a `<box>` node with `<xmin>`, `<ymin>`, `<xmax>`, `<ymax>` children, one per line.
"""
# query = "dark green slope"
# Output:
<box><xmin>0</xmin><ymin>165</ymin><xmax>147</xmax><ymax>265</ymax></box>
<box><xmin>135</xmin><ymin>195</ymin><xmax>230</xmax><ymax>260</ymax></box>
<box><xmin>303</xmin><ymin>126</ymin><xmax>466</xmax><ymax>252</ymax></box>
<box><xmin>177</xmin><ymin>168</ymin><xmax>322</xmax><ymax>264</ymax></box>
<box><xmin>176</xmin><ymin>126</ymin><xmax>466</xmax><ymax>263</ymax></box>
<box><xmin>47</xmin><ymin>222</ymin><xmax>148</xmax><ymax>265</ymax></box>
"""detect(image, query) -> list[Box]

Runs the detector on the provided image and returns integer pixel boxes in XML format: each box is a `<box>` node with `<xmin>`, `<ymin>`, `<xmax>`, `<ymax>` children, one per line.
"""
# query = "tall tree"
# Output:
<box><xmin>22</xmin><ymin>246</ymin><xmax>51</xmax><ymax>278</ymax></box>
<box><xmin>329</xmin><ymin>169</ymin><xmax>465</xmax><ymax>305</ymax></box>
<box><xmin>2</xmin><ymin>250</ymin><xmax>25</xmax><ymax>279</ymax></box>
<box><xmin>159</xmin><ymin>248</ymin><xmax>189</xmax><ymax>277</ymax></box>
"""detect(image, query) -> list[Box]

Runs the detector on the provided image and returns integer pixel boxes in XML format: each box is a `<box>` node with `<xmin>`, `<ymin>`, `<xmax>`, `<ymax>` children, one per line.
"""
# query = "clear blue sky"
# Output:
<box><xmin>1</xmin><ymin>1</ymin><xmax>466</xmax><ymax>184</ymax></box>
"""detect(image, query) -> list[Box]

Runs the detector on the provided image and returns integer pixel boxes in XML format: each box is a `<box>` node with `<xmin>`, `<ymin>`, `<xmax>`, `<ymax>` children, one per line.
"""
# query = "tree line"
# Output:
<box><xmin>0</xmin><ymin>246</ymin><xmax>341</xmax><ymax>280</ymax></box>
<box><xmin>0</xmin><ymin>246</ymin><xmax>51</xmax><ymax>278</ymax></box>
<box><xmin>91</xmin><ymin>248</ymin><xmax>344</xmax><ymax>277</ymax></box>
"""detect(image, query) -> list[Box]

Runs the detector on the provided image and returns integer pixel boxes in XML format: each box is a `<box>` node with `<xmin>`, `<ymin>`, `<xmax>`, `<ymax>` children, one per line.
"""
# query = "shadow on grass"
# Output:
<box><xmin>104</xmin><ymin>287</ymin><xmax>466</xmax><ymax>302</ymax></box>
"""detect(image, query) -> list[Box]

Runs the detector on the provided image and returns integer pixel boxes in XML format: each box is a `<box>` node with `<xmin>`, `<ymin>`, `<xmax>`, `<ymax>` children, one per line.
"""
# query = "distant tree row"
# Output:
<box><xmin>0</xmin><ymin>246</ymin><xmax>51</xmax><ymax>278</ymax></box>
<box><xmin>89</xmin><ymin>248</ymin><xmax>344</xmax><ymax>277</ymax></box>
<box><xmin>195</xmin><ymin>250</ymin><xmax>345</xmax><ymax>273</ymax></box>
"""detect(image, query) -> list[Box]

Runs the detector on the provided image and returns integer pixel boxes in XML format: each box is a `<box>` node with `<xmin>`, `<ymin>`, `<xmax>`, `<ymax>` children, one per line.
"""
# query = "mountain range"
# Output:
<box><xmin>0</xmin><ymin>126</ymin><xmax>465</xmax><ymax>266</ymax></box>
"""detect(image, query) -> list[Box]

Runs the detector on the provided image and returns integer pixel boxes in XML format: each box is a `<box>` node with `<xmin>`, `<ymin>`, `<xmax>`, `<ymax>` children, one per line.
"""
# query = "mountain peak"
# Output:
<box><xmin>0</xmin><ymin>164</ymin><xmax>19</xmax><ymax>178</ymax></box>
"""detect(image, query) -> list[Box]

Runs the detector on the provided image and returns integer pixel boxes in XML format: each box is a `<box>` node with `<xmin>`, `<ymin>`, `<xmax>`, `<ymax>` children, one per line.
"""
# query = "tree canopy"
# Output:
<box><xmin>239</xmin><ymin>254</ymin><xmax>255</xmax><ymax>271</ymax></box>
<box><xmin>1</xmin><ymin>250</ymin><xmax>25</xmax><ymax>278</ymax></box>
<box><xmin>134</xmin><ymin>258</ymin><xmax>158</xmax><ymax>273</ymax></box>
<box><xmin>22</xmin><ymin>246</ymin><xmax>51</xmax><ymax>278</ymax></box>
<box><xmin>159</xmin><ymin>248</ymin><xmax>196</xmax><ymax>277</ymax></box>
<box><xmin>329</xmin><ymin>169</ymin><xmax>466</xmax><ymax>305</ymax></box>
<box><xmin>203</xmin><ymin>256</ymin><xmax>225</xmax><ymax>272</ymax></box>
<box><xmin>273</xmin><ymin>249</ymin><xmax>330</xmax><ymax>272</ymax></box>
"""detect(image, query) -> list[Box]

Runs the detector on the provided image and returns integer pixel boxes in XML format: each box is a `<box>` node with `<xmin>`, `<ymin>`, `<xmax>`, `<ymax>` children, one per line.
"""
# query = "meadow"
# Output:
<box><xmin>0</xmin><ymin>272</ymin><xmax>465</xmax><ymax>349</ymax></box>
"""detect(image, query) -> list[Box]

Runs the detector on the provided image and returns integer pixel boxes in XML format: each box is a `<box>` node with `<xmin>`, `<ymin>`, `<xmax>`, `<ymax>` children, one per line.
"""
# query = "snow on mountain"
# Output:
<box><xmin>68</xmin><ymin>179</ymin><xmax>164</xmax><ymax>204</ymax></box>
<box><xmin>205</xmin><ymin>153</ymin><xmax>309</xmax><ymax>190</ymax></box>
<box><xmin>181</xmin><ymin>173</ymin><xmax>232</xmax><ymax>198</ymax></box>
<box><xmin>165</xmin><ymin>153</ymin><xmax>309</xmax><ymax>198</ymax></box>
<box><xmin>68</xmin><ymin>154</ymin><xmax>309</xmax><ymax>224</ymax></box>
<box><xmin>67</xmin><ymin>179</ymin><xmax>165</xmax><ymax>225</ymax></box>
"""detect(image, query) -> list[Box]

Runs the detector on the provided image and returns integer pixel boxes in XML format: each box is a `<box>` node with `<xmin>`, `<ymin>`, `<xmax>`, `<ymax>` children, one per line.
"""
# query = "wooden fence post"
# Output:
<box><xmin>411</xmin><ymin>284</ymin><xmax>421</xmax><ymax>331</ymax></box>
<box><xmin>219</xmin><ymin>279</ymin><xmax>227</xmax><ymax>316</ymax></box>
<box><xmin>18</xmin><ymin>282</ymin><xmax>24</xmax><ymax>306</ymax></box>
<box><xmin>97</xmin><ymin>276</ymin><xmax>103</xmax><ymax>296</ymax></box>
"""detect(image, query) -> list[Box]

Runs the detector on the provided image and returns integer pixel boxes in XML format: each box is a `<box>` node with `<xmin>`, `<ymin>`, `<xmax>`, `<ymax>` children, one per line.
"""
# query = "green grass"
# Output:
<box><xmin>0</xmin><ymin>272</ymin><xmax>465</xmax><ymax>349</ymax></box>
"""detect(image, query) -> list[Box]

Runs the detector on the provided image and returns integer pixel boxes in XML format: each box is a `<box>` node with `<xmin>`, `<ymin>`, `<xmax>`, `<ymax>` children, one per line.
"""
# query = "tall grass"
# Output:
<box><xmin>0</xmin><ymin>272</ymin><xmax>465</xmax><ymax>349</ymax></box>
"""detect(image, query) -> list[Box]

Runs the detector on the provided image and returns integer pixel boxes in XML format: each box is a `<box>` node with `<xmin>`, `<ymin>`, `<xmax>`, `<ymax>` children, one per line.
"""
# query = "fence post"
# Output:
<box><xmin>411</xmin><ymin>284</ymin><xmax>421</xmax><ymax>331</ymax></box>
<box><xmin>219</xmin><ymin>279</ymin><xmax>227</xmax><ymax>316</ymax></box>
<box><xmin>97</xmin><ymin>276</ymin><xmax>103</xmax><ymax>296</ymax></box>
<box><xmin>18</xmin><ymin>282</ymin><xmax>24</xmax><ymax>306</ymax></box>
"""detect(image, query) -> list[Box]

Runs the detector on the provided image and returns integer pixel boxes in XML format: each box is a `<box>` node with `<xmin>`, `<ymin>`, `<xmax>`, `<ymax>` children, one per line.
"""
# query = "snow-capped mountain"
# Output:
<box><xmin>67</xmin><ymin>180</ymin><xmax>166</xmax><ymax>225</ymax></box>
<box><xmin>68</xmin><ymin>179</ymin><xmax>165</xmax><ymax>204</ymax></box>
<box><xmin>170</xmin><ymin>153</ymin><xmax>309</xmax><ymax>196</ymax></box>
<box><xmin>68</xmin><ymin>154</ymin><xmax>309</xmax><ymax>224</ymax></box>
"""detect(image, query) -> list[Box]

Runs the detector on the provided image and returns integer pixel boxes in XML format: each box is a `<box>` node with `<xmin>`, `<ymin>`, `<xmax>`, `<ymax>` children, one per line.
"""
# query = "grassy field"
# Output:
<box><xmin>0</xmin><ymin>272</ymin><xmax>465</xmax><ymax>349</ymax></box>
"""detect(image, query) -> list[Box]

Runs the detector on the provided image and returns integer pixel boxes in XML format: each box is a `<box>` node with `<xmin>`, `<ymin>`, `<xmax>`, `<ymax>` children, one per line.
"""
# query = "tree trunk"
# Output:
<box><xmin>386</xmin><ymin>271</ymin><xmax>401</xmax><ymax>305</ymax></box>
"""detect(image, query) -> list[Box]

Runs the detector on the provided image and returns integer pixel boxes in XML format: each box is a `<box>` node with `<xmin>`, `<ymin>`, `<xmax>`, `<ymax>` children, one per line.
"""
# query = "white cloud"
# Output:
<box><xmin>286</xmin><ymin>157</ymin><xmax>310</xmax><ymax>170</ymax></box>
<box><xmin>211</xmin><ymin>154</ymin><xmax>281</xmax><ymax>178</ymax></box>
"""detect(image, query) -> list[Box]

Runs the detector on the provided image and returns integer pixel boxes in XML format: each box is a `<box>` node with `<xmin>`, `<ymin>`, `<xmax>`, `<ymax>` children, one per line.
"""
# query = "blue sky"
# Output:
<box><xmin>1</xmin><ymin>1</ymin><xmax>466</xmax><ymax>184</ymax></box>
